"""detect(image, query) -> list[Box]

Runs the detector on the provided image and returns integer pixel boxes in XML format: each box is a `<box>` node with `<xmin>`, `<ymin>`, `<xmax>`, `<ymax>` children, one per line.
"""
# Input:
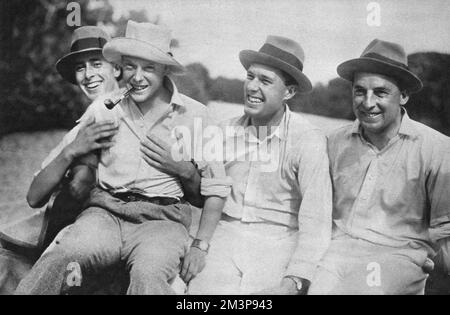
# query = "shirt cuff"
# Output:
<box><xmin>284</xmin><ymin>261</ymin><xmax>318</xmax><ymax>282</ymax></box>
<box><xmin>430</xmin><ymin>222</ymin><xmax>450</xmax><ymax>243</ymax></box>
<box><xmin>200</xmin><ymin>177</ymin><xmax>232</xmax><ymax>198</ymax></box>
<box><xmin>438</xmin><ymin>239</ymin><xmax>450</xmax><ymax>274</ymax></box>
<box><xmin>430</xmin><ymin>214</ymin><xmax>450</xmax><ymax>230</ymax></box>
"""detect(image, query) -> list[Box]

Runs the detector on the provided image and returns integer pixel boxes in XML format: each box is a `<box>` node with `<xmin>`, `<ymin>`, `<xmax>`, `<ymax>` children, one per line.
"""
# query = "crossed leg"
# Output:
<box><xmin>15</xmin><ymin>207</ymin><xmax>122</xmax><ymax>295</ymax></box>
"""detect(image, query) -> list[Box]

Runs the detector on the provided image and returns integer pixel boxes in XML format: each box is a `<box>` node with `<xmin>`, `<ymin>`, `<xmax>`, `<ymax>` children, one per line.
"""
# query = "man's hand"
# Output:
<box><xmin>180</xmin><ymin>247</ymin><xmax>207</xmax><ymax>284</ymax></box>
<box><xmin>140</xmin><ymin>134</ymin><xmax>195</xmax><ymax>179</ymax></box>
<box><xmin>64</xmin><ymin>117</ymin><xmax>118</xmax><ymax>161</ymax></box>
<box><xmin>252</xmin><ymin>278</ymin><xmax>300</xmax><ymax>295</ymax></box>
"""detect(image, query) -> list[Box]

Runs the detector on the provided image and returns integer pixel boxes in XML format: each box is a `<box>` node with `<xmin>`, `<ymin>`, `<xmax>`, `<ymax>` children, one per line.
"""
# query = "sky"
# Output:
<box><xmin>108</xmin><ymin>0</ymin><xmax>450</xmax><ymax>84</ymax></box>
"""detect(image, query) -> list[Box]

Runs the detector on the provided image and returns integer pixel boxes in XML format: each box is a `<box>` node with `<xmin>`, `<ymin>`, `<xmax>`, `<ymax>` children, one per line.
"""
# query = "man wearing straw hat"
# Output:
<box><xmin>308</xmin><ymin>39</ymin><xmax>450</xmax><ymax>295</ymax></box>
<box><xmin>27</xmin><ymin>25</ymin><xmax>205</xmax><ymax>237</ymax></box>
<box><xmin>188</xmin><ymin>36</ymin><xmax>332</xmax><ymax>295</ymax></box>
<box><xmin>16</xmin><ymin>21</ymin><xmax>231</xmax><ymax>295</ymax></box>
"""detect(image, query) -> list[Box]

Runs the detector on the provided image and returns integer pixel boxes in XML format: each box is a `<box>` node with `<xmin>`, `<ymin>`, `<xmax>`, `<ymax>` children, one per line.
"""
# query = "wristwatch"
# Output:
<box><xmin>191</xmin><ymin>239</ymin><xmax>210</xmax><ymax>253</ymax></box>
<box><xmin>285</xmin><ymin>276</ymin><xmax>307</xmax><ymax>295</ymax></box>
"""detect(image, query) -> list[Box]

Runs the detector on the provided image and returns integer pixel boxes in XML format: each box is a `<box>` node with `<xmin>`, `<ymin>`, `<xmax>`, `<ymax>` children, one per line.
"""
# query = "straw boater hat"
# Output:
<box><xmin>103</xmin><ymin>20</ymin><xmax>185</xmax><ymax>74</ymax></box>
<box><xmin>337</xmin><ymin>39</ymin><xmax>423</xmax><ymax>93</ymax></box>
<box><xmin>56</xmin><ymin>26</ymin><xmax>111</xmax><ymax>84</ymax></box>
<box><xmin>239</xmin><ymin>35</ymin><xmax>312</xmax><ymax>93</ymax></box>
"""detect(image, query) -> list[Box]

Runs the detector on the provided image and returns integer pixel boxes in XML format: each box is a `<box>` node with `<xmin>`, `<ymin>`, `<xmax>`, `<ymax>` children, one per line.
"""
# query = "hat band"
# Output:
<box><xmin>362</xmin><ymin>52</ymin><xmax>409</xmax><ymax>70</ymax></box>
<box><xmin>71</xmin><ymin>37</ymin><xmax>107</xmax><ymax>52</ymax></box>
<box><xmin>259</xmin><ymin>43</ymin><xmax>303</xmax><ymax>71</ymax></box>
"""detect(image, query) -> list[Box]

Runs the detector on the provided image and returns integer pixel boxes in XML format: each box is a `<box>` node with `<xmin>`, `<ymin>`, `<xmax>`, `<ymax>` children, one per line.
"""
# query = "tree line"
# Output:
<box><xmin>1</xmin><ymin>0</ymin><xmax>448</xmax><ymax>136</ymax></box>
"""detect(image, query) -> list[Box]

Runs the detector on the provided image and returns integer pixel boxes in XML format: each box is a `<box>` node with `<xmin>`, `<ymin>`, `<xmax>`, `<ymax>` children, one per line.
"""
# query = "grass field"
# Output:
<box><xmin>0</xmin><ymin>102</ymin><xmax>350</xmax><ymax>226</ymax></box>
<box><xmin>0</xmin><ymin>130</ymin><xmax>67</xmax><ymax>225</ymax></box>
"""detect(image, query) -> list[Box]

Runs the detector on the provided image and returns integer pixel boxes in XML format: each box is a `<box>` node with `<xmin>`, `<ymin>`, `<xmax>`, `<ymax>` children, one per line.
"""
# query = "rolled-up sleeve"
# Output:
<box><xmin>428</xmin><ymin>143</ymin><xmax>450</xmax><ymax>230</ymax></box>
<box><xmin>33</xmin><ymin>98</ymin><xmax>104</xmax><ymax>177</ymax></box>
<box><xmin>428</xmin><ymin>143</ymin><xmax>450</xmax><ymax>272</ymax></box>
<box><xmin>193</xmin><ymin>107</ymin><xmax>233</xmax><ymax>198</ymax></box>
<box><xmin>284</xmin><ymin>131</ymin><xmax>333</xmax><ymax>281</ymax></box>
<box><xmin>33</xmin><ymin>125</ymin><xmax>80</xmax><ymax>177</ymax></box>
<box><xmin>198</xmin><ymin>161</ymin><xmax>232</xmax><ymax>198</ymax></box>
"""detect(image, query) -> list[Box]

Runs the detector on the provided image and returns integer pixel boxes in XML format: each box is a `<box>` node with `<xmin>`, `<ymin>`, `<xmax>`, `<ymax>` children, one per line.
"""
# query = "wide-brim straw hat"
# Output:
<box><xmin>239</xmin><ymin>35</ymin><xmax>312</xmax><ymax>93</ymax></box>
<box><xmin>337</xmin><ymin>39</ymin><xmax>423</xmax><ymax>93</ymax></box>
<box><xmin>103</xmin><ymin>20</ymin><xmax>185</xmax><ymax>74</ymax></box>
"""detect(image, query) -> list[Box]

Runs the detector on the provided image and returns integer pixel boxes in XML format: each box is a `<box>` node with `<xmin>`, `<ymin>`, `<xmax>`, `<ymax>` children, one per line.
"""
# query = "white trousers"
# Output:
<box><xmin>188</xmin><ymin>219</ymin><xmax>298</xmax><ymax>295</ymax></box>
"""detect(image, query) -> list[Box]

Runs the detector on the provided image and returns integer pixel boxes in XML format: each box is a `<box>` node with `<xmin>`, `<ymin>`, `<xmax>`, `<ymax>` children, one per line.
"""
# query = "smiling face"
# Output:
<box><xmin>121</xmin><ymin>56</ymin><xmax>167</xmax><ymax>105</ymax></box>
<box><xmin>74</xmin><ymin>51</ymin><xmax>120</xmax><ymax>101</ymax></box>
<box><xmin>353</xmin><ymin>72</ymin><xmax>409</xmax><ymax>141</ymax></box>
<box><xmin>244</xmin><ymin>63</ymin><xmax>295</xmax><ymax>125</ymax></box>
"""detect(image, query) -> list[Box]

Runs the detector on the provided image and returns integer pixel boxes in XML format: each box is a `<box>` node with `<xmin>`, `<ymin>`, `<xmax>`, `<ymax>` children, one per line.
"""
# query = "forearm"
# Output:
<box><xmin>289</xmin><ymin>134</ymin><xmax>332</xmax><ymax>280</ymax></box>
<box><xmin>179</xmin><ymin>162</ymin><xmax>204</xmax><ymax>208</ymax></box>
<box><xmin>286</xmin><ymin>217</ymin><xmax>331</xmax><ymax>281</ymax></box>
<box><xmin>287</xmin><ymin>187</ymin><xmax>332</xmax><ymax>280</ymax></box>
<box><xmin>180</xmin><ymin>196</ymin><xmax>224</xmax><ymax>283</ymax></box>
<box><xmin>27</xmin><ymin>147</ymin><xmax>75</xmax><ymax>208</ymax></box>
<box><xmin>194</xmin><ymin>196</ymin><xmax>225</xmax><ymax>242</ymax></box>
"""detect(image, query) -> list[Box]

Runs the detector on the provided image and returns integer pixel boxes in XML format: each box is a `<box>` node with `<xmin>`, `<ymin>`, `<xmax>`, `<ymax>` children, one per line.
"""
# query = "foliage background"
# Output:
<box><xmin>0</xmin><ymin>0</ymin><xmax>449</xmax><ymax>136</ymax></box>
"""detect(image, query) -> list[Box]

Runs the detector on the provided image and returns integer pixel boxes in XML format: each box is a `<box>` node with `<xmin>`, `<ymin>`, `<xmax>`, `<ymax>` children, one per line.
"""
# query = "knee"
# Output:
<box><xmin>127</xmin><ymin>259</ymin><xmax>180</xmax><ymax>295</ymax></box>
<box><xmin>130</xmin><ymin>259</ymin><xmax>174</xmax><ymax>284</ymax></box>
<box><xmin>42</xmin><ymin>228</ymin><xmax>98</xmax><ymax>268</ymax></box>
<box><xmin>40</xmin><ymin>237</ymin><xmax>85</xmax><ymax>268</ymax></box>
<box><xmin>130</xmin><ymin>244</ymin><xmax>184</xmax><ymax>282</ymax></box>
<box><xmin>131</xmin><ymin>240</ymin><xmax>185</xmax><ymax>280</ymax></box>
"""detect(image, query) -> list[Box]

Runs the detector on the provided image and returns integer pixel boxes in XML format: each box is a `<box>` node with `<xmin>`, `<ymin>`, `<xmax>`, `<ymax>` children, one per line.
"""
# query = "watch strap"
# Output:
<box><xmin>191</xmin><ymin>239</ymin><xmax>210</xmax><ymax>252</ymax></box>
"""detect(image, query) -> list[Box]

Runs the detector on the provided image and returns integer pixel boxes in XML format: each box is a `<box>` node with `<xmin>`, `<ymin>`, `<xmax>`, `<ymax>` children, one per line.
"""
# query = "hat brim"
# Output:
<box><xmin>56</xmin><ymin>48</ymin><xmax>104</xmax><ymax>84</ymax></box>
<box><xmin>239</xmin><ymin>50</ymin><xmax>312</xmax><ymax>93</ymax></box>
<box><xmin>103</xmin><ymin>38</ymin><xmax>185</xmax><ymax>74</ymax></box>
<box><xmin>337</xmin><ymin>57</ymin><xmax>423</xmax><ymax>93</ymax></box>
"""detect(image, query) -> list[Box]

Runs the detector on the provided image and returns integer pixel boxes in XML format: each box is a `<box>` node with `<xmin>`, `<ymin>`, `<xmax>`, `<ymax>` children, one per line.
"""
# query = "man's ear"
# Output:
<box><xmin>400</xmin><ymin>91</ymin><xmax>409</xmax><ymax>106</ymax></box>
<box><xmin>283</xmin><ymin>85</ymin><xmax>297</xmax><ymax>101</ymax></box>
